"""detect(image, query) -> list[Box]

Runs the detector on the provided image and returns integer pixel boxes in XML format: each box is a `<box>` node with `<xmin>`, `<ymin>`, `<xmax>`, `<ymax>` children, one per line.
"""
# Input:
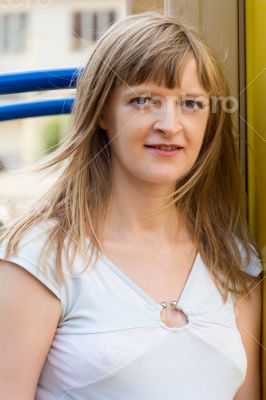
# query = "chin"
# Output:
<box><xmin>141</xmin><ymin>175</ymin><xmax>182</xmax><ymax>186</ymax></box>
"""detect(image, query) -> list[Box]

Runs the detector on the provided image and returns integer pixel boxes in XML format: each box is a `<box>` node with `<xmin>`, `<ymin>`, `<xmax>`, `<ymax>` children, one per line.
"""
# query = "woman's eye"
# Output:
<box><xmin>130</xmin><ymin>97</ymin><xmax>153</xmax><ymax>105</ymax></box>
<box><xmin>182</xmin><ymin>99</ymin><xmax>203</xmax><ymax>111</ymax></box>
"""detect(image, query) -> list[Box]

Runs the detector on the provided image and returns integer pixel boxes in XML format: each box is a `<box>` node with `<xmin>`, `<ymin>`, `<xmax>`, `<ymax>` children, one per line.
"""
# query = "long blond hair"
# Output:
<box><xmin>0</xmin><ymin>11</ymin><xmax>261</xmax><ymax>303</ymax></box>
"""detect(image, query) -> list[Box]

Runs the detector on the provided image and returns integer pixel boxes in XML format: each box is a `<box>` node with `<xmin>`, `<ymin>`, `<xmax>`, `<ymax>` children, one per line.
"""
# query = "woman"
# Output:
<box><xmin>0</xmin><ymin>11</ymin><xmax>263</xmax><ymax>400</ymax></box>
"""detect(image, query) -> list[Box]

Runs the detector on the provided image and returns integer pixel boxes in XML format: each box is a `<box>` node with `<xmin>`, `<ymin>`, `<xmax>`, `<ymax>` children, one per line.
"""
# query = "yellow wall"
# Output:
<box><xmin>245</xmin><ymin>0</ymin><xmax>266</xmax><ymax>395</ymax></box>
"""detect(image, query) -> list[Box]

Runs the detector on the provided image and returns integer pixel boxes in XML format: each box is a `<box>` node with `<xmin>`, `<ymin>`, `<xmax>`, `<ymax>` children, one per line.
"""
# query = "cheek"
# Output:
<box><xmin>107</xmin><ymin>126</ymin><xmax>141</xmax><ymax>162</ymax></box>
<box><xmin>106</xmin><ymin>107</ymin><xmax>140</xmax><ymax>140</ymax></box>
<box><xmin>109</xmin><ymin>115</ymin><xmax>148</xmax><ymax>152</ymax></box>
<box><xmin>185</xmin><ymin>114</ymin><xmax>208</xmax><ymax>147</ymax></box>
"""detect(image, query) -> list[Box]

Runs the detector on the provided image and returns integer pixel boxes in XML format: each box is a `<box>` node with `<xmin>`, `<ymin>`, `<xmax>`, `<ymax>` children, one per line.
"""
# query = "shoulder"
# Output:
<box><xmin>234</xmin><ymin>261</ymin><xmax>262</xmax><ymax>399</ymax></box>
<box><xmin>235</xmin><ymin>237</ymin><xmax>263</xmax><ymax>277</ymax></box>
<box><xmin>0</xmin><ymin>219</ymin><xmax>61</xmax><ymax>300</ymax></box>
<box><xmin>232</xmin><ymin>239</ymin><xmax>262</xmax><ymax>398</ymax></box>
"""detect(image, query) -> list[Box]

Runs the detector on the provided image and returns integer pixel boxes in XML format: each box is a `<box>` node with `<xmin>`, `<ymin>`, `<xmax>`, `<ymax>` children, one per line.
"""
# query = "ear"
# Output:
<box><xmin>98</xmin><ymin>116</ymin><xmax>108</xmax><ymax>130</ymax></box>
<box><xmin>98</xmin><ymin>106</ymin><xmax>108</xmax><ymax>130</ymax></box>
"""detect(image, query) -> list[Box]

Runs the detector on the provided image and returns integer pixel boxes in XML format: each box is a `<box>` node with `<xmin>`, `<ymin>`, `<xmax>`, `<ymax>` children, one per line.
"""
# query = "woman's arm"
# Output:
<box><xmin>234</xmin><ymin>278</ymin><xmax>263</xmax><ymax>400</ymax></box>
<box><xmin>0</xmin><ymin>260</ymin><xmax>61</xmax><ymax>400</ymax></box>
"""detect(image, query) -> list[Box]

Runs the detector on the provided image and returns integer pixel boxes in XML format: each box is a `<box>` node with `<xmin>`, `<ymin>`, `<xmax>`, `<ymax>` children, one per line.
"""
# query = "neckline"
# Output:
<box><xmin>99</xmin><ymin>249</ymin><xmax>200</xmax><ymax>310</ymax></box>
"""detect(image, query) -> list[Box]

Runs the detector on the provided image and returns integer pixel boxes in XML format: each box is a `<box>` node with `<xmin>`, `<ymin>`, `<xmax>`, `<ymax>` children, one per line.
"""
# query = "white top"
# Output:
<box><xmin>0</xmin><ymin>221</ymin><xmax>263</xmax><ymax>400</ymax></box>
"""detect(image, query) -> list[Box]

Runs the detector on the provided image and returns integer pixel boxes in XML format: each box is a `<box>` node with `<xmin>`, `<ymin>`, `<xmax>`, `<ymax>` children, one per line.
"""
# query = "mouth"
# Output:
<box><xmin>144</xmin><ymin>144</ymin><xmax>183</xmax><ymax>150</ymax></box>
<box><xmin>144</xmin><ymin>144</ymin><xmax>183</xmax><ymax>157</ymax></box>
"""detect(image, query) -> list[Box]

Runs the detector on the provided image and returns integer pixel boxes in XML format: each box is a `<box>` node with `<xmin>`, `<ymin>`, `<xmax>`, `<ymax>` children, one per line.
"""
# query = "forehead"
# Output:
<box><xmin>115</xmin><ymin>57</ymin><xmax>208</xmax><ymax>99</ymax></box>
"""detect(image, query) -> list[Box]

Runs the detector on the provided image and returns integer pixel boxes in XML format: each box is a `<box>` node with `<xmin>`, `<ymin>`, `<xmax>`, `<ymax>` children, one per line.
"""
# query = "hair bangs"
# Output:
<box><xmin>112</xmin><ymin>42</ymin><xmax>215</xmax><ymax>96</ymax></box>
<box><xmin>125</xmin><ymin>53</ymin><xmax>191</xmax><ymax>89</ymax></box>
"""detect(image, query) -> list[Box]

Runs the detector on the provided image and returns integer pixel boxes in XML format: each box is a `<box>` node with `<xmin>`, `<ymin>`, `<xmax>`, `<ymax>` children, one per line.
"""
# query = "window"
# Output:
<box><xmin>72</xmin><ymin>10</ymin><xmax>116</xmax><ymax>49</ymax></box>
<box><xmin>0</xmin><ymin>13</ymin><xmax>28</xmax><ymax>53</ymax></box>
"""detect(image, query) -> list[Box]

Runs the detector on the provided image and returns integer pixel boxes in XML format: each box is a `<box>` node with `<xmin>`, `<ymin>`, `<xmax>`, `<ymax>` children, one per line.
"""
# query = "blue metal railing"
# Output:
<box><xmin>0</xmin><ymin>68</ymin><xmax>83</xmax><ymax>121</ymax></box>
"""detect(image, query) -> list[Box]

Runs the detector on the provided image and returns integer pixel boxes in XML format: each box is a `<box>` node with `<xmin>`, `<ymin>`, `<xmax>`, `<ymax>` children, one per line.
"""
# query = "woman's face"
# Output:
<box><xmin>99</xmin><ymin>56</ymin><xmax>210</xmax><ymax>187</ymax></box>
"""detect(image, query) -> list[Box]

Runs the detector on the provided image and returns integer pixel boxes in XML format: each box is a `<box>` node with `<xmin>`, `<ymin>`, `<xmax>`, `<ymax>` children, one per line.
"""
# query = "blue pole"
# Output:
<box><xmin>0</xmin><ymin>68</ymin><xmax>82</xmax><ymax>95</ymax></box>
<box><xmin>0</xmin><ymin>97</ymin><xmax>75</xmax><ymax>120</ymax></box>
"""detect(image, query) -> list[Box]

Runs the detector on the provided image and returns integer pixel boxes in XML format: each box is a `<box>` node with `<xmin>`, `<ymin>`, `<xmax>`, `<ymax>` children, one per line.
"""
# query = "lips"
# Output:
<box><xmin>144</xmin><ymin>144</ymin><xmax>183</xmax><ymax>150</ymax></box>
<box><xmin>144</xmin><ymin>144</ymin><xmax>183</xmax><ymax>157</ymax></box>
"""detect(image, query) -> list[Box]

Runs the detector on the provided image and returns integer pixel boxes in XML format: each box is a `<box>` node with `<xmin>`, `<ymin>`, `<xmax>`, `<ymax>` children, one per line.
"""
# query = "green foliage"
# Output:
<box><xmin>42</xmin><ymin>117</ymin><xmax>61</xmax><ymax>155</ymax></box>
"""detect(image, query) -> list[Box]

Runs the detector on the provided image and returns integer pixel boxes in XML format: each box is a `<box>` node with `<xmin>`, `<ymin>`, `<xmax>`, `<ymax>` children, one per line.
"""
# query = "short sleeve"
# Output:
<box><xmin>237</xmin><ymin>238</ymin><xmax>263</xmax><ymax>277</ymax></box>
<box><xmin>0</xmin><ymin>221</ymin><xmax>61</xmax><ymax>300</ymax></box>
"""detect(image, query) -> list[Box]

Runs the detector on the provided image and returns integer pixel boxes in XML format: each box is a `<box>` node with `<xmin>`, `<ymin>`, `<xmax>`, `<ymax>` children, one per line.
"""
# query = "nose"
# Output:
<box><xmin>153</xmin><ymin>100</ymin><xmax>183</xmax><ymax>137</ymax></box>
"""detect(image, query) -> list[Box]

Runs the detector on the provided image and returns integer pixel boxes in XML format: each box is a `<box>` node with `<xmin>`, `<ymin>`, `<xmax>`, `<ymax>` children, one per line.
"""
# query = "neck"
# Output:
<box><xmin>101</xmin><ymin>174</ymin><xmax>189</xmax><ymax>245</ymax></box>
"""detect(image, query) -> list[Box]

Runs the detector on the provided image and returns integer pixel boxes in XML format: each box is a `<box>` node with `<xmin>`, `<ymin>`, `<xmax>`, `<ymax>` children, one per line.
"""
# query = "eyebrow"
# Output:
<box><xmin>122</xmin><ymin>89</ymin><xmax>209</xmax><ymax>98</ymax></box>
